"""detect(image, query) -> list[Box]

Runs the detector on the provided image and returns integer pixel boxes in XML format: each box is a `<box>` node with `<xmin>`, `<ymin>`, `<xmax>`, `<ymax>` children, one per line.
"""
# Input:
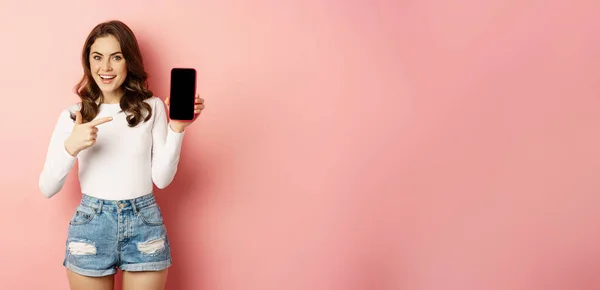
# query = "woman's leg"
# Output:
<box><xmin>122</xmin><ymin>269</ymin><xmax>168</xmax><ymax>290</ymax></box>
<box><xmin>67</xmin><ymin>269</ymin><xmax>114</xmax><ymax>290</ymax></box>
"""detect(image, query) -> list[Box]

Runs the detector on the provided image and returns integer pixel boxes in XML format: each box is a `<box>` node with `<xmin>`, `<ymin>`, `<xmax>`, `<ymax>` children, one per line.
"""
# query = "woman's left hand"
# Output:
<box><xmin>164</xmin><ymin>94</ymin><xmax>205</xmax><ymax>133</ymax></box>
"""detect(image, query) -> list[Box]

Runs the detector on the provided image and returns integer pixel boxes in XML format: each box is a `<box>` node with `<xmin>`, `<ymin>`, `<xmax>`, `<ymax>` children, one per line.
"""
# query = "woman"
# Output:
<box><xmin>38</xmin><ymin>20</ymin><xmax>204</xmax><ymax>290</ymax></box>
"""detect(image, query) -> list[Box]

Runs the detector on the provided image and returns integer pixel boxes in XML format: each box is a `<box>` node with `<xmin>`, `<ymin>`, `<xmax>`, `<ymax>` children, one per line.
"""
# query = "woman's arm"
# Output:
<box><xmin>150</xmin><ymin>98</ymin><xmax>185</xmax><ymax>189</ymax></box>
<box><xmin>39</xmin><ymin>109</ymin><xmax>78</xmax><ymax>198</ymax></box>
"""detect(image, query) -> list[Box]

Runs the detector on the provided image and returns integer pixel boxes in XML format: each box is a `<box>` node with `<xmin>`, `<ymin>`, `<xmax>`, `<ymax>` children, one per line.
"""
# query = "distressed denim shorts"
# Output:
<box><xmin>63</xmin><ymin>193</ymin><xmax>172</xmax><ymax>277</ymax></box>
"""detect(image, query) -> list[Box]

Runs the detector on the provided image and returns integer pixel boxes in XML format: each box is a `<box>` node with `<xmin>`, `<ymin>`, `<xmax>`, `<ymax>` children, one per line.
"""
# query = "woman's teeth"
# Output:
<box><xmin>100</xmin><ymin>75</ymin><xmax>116</xmax><ymax>79</ymax></box>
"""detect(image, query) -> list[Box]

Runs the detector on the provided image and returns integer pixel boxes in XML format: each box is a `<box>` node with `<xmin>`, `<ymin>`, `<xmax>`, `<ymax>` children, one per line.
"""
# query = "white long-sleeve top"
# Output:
<box><xmin>39</xmin><ymin>96</ymin><xmax>184</xmax><ymax>200</ymax></box>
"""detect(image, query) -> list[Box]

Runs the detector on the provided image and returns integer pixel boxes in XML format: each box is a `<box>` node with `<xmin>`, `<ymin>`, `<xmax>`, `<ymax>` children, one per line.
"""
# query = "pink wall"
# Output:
<box><xmin>1</xmin><ymin>0</ymin><xmax>599</xmax><ymax>289</ymax></box>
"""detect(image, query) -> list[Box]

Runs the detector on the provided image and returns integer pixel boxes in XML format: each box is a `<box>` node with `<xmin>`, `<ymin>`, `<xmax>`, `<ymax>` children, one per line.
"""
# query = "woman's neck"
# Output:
<box><xmin>100</xmin><ymin>90</ymin><xmax>124</xmax><ymax>104</ymax></box>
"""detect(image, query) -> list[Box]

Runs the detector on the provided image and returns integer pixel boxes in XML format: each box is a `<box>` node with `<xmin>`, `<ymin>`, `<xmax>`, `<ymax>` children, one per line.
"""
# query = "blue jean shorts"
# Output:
<box><xmin>63</xmin><ymin>193</ymin><xmax>172</xmax><ymax>277</ymax></box>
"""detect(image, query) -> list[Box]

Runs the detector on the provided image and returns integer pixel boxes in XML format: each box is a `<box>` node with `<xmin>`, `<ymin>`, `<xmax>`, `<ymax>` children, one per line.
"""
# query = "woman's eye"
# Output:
<box><xmin>93</xmin><ymin>56</ymin><xmax>101</xmax><ymax>60</ymax></box>
<box><xmin>114</xmin><ymin>55</ymin><xmax>122</xmax><ymax>60</ymax></box>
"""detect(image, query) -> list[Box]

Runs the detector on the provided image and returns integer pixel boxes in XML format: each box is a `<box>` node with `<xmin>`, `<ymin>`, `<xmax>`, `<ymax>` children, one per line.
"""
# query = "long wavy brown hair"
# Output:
<box><xmin>71</xmin><ymin>20</ymin><xmax>153</xmax><ymax>127</ymax></box>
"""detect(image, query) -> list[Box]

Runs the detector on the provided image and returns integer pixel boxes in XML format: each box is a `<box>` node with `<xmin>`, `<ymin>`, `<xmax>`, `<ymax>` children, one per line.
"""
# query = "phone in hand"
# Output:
<box><xmin>169</xmin><ymin>68</ymin><xmax>197</xmax><ymax>120</ymax></box>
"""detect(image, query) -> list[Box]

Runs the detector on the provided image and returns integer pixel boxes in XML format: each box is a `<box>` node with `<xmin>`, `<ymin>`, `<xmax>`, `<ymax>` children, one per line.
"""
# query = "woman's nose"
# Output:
<box><xmin>102</xmin><ymin>60</ymin><xmax>112</xmax><ymax>71</ymax></box>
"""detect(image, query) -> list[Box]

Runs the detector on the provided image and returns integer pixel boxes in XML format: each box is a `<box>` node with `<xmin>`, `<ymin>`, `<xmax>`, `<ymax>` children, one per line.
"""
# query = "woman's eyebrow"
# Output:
<box><xmin>91</xmin><ymin>51</ymin><xmax>123</xmax><ymax>56</ymax></box>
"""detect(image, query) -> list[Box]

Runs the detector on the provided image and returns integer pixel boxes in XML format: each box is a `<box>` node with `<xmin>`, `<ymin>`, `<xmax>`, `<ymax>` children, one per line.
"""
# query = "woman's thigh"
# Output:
<box><xmin>122</xmin><ymin>269</ymin><xmax>168</xmax><ymax>290</ymax></box>
<box><xmin>67</xmin><ymin>269</ymin><xmax>114</xmax><ymax>290</ymax></box>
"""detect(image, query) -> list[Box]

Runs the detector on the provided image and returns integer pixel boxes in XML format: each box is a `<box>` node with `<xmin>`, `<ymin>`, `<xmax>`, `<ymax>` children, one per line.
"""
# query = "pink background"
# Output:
<box><xmin>1</xmin><ymin>0</ymin><xmax>599</xmax><ymax>289</ymax></box>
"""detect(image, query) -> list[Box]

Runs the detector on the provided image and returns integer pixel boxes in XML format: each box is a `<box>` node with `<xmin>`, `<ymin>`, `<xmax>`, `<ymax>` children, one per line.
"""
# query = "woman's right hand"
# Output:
<box><xmin>64</xmin><ymin>111</ymin><xmax>113</xmax><ymax>157</ymax></box>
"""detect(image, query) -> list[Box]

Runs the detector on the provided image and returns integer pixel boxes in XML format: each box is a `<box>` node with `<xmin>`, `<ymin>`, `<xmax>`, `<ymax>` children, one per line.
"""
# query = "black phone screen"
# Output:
<box><xmin>169</xmin><ymin>68</ymin><xmax>196</xmax><ymax>120</ymax></box>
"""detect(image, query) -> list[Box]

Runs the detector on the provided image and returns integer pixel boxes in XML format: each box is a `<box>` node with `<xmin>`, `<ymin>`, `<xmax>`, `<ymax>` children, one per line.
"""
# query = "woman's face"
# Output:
<box><xmin>89</xmin><ymin>35</ymin><xmax>127</xmax><ymax>97</ymax></box>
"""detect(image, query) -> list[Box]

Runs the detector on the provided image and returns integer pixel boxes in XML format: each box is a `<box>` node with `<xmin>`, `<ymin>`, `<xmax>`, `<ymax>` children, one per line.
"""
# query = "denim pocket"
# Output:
<box><xmin>138</xmin><ymin>205</ymin><xmax>164</xmax><ymax>226</ymax></box>
<box><xmin>69</xmin><ymin>205</ymin><xmax>97</xmax><ymax>225</ymax></box>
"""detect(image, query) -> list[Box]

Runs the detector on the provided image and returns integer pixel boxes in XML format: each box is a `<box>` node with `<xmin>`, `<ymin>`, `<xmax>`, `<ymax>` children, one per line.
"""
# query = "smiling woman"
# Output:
<box><xmin>90</xmin><ymin>39</ymin><xmax>127</xmax><ymax>96</ymax></box>
<box><xmin>38</xmin><ymin>20</ymin><xmax>205</xmax><ymax>290</ymax></box>
<box><xmin>73</xmin><ymin>21</ymin><xmax>154</xmax><ymax>127</ymax></box>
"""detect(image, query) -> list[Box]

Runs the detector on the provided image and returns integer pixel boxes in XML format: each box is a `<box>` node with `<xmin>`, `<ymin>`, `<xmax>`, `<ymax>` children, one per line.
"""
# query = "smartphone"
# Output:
<box><xmin>169</xmin><ymin>68</ymin><xmax>196</xmax><ymax>120</ymax></box>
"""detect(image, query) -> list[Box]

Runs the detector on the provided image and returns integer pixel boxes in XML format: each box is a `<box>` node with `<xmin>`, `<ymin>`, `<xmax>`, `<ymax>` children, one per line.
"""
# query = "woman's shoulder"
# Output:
<box><xmin>65</xmin><ymin>102</ymin><xmax>82</xmax><ymax>112</ymax></box>
<box><xmin>144</xmin><ymin>96</ymin><xmax>163</xmax><ymax>105</ymax></box>
<box><xmin>49</xmin><ymin>102</ymin><xmax>81</xmax><ymax>125</ymax></box>
<box><xmin>58</xmin><ymin>102</ymin><xmax>82</xmax><ymax>117</ymax></box>
<box><xmin>144</xmin><ymin>96</ymin><xmax>167</xmax><ymax>113</ymax></box>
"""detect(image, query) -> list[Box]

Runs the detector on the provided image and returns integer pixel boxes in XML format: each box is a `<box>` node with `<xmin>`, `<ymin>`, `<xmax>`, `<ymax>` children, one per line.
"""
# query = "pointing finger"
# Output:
<box><xmin>89</xmin><ymin>116</ymin><xmax>113</xmax><ymax>127</ymax></box>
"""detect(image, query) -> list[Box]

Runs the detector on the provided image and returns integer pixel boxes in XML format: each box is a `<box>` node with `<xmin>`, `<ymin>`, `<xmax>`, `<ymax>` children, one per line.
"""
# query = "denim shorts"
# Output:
<box><xmin>63</xmin><ymin>193</ymin><xmax>172</xmax><ymax>277</ymax></box>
